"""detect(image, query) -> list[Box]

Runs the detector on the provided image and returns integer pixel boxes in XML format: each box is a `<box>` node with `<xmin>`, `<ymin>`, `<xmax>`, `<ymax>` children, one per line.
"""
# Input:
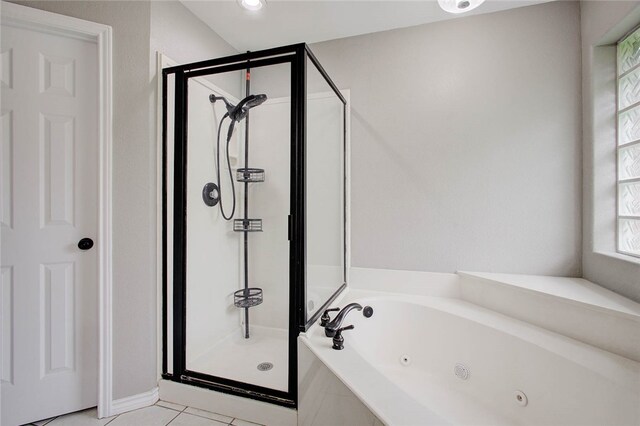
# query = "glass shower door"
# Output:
<box><xmin>183</xmin><ymin>62</ymin><xmax>292</xmax><ymax>394</ymax></box>
<box><xmin>164</xmin><ymin>53</ymin><xmax>296</xmax><ymax>405</ymax></box>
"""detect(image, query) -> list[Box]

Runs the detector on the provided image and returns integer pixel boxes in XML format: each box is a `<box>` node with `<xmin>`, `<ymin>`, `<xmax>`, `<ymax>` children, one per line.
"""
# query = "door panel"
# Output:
<box><xmin>1</xmin><ymin>19</ymin><xmax>99</xmax><ymax>426</ymax></box>
<box><xmin>41</xmin><ymin>262</ymin><xmax>75</xmax><ymax>376</ymax></box>
<box><xmin>41</xmin><ymin>113</ymin><xmax>75</xmax><ymax>227</ymax></box>
<box><xmin>1</xmin><ymin>265</ymin><xmax>13</xmax><ymax>384</ymax></box>
<box><xmin>1</xmin><ymin>109</ymin><xmax>12</xmax><ymax>228</ymax></box>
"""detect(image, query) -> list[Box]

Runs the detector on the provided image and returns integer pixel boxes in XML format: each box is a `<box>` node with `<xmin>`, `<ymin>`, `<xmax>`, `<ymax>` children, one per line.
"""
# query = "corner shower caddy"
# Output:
<box><xmin>233</xmin><ymin>158</ymin><xmax>265</xmax><ymax>337</ymax></box>
<box><xmin>231</xmin><ymin>72</ymin><xmax>266</xmax><ymax>339</ymax></box>
<box><xmin>162</xmin><ymin>43</ymin><xmax>348</xmax><ymax>409</ymax></box>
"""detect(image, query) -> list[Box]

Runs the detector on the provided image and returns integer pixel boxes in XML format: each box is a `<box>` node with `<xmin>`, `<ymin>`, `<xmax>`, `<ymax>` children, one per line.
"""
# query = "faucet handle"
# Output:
<box><xmin>332</xmin><ymin>325</ymin><xmax>354</xmax><ymax>350</ymax></box>
<box><xmin>320</xmin><ymin>307</ymin><xmax>340</xmax><ymax>327</ymax></box>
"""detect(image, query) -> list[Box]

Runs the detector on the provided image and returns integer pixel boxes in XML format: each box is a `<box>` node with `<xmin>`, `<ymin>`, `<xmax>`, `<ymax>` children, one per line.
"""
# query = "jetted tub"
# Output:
<box><xmin>301</xmin><ymin>291</ymin><xmax>640</xmax><ymax>425</ymax></box>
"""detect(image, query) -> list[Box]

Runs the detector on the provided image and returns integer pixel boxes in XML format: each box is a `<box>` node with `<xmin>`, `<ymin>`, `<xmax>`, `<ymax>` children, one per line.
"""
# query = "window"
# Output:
<box><xmin>616</xmin><ymin>28</ymin><xmax>640</xmax><ymax>257</ymax></box>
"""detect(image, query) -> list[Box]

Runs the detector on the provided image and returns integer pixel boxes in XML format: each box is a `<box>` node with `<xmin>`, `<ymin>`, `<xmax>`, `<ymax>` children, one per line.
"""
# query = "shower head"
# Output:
<box><xmin>238</xmin><ymin>94</ymin><xmax>267</xmax><ymax>110</ymax></box>
<box><xmin>210</xmin><ymin>93</ymin><xmax>268</xmax><ymax>141</ymax></box>
<box><xmin>230</xmin><ymin>94</ymin><xmax>267</xmax><ymax>122</ymax></box>
<box><xmin>209</xmin><ymin>93</ymin><xmax>267</xmax><ymax>123</ymax></box>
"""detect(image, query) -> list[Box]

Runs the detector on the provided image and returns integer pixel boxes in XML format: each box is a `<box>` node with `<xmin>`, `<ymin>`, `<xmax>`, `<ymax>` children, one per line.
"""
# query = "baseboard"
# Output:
<box><xmin>110</xmin><ymin>387</ymin><xmax>159</xmax><ymax>417</ymax></box>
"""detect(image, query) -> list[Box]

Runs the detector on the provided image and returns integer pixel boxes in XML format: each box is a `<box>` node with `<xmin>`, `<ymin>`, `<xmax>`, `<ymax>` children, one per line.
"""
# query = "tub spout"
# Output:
<box><xmin>325</xmin><ymin>303</ymin><xmax>362</xmax><ymax>337</ymax></box>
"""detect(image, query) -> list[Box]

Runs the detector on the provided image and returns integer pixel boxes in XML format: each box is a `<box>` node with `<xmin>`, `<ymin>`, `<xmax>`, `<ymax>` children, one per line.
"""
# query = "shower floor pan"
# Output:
<box><xmin>187</xmin><ymin>326</ymin><xmax>289</xmax><ymax>392</ymax></box>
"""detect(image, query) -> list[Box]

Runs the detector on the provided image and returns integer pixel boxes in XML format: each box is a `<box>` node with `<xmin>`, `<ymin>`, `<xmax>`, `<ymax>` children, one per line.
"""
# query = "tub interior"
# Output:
<box><xmin>342</xmin><ymin>297</ymin><xmax>640</xmax><ymax>426</ymax></box>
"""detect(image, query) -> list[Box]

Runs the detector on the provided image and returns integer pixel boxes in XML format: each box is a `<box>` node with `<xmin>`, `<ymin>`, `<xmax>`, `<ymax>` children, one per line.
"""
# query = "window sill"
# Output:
<box><xmin>593</xmin><ymin>250</ymin><xmax>640</xmax><ymax>266</ymax></box>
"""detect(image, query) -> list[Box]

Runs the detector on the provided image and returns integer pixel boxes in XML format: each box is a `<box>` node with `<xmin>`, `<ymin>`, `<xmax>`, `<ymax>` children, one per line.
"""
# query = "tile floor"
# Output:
<box><xmin>25</xmin><ymin>401</ymin><xmax>265</xmax><ymax>426</ymax></box>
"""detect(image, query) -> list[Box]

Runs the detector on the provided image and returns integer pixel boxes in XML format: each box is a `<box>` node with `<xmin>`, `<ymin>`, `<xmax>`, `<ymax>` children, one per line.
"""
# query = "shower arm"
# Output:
<box><xmin>209</xmin><ymin>94</ymin><xmax>234</xmax><ymax>113</ymax></box>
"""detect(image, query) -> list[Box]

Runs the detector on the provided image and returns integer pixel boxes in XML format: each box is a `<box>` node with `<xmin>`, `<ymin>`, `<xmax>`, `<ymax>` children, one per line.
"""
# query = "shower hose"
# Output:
<box><xmin>216</xmin><ymin>114</ymin><xmax>236</xmax><ymax>220</ymax></box>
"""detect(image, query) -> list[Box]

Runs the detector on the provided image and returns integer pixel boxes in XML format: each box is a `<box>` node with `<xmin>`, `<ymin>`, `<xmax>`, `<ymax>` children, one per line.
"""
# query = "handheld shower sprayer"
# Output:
<box><xmin>210</xmin><ymin>93</ymin><xmax>268</xmax><ymax>141</ymax></box>
<box><xmin>210</xmin><ymin>93</ymin><xmax>267</xmax><ymax>121</ymax></box>
<box><xmin>208</xmin><ymin>92</ymin><xmax>267</xmax><ymax>220</ymax></box>
<box><xmin>232</xmin><ymin>94</ymin><xmax>268</xmax><ymax>119</ymax></box>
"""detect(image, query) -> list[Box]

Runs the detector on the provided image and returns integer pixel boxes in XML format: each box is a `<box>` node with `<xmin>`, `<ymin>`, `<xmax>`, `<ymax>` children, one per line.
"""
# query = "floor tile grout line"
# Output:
<box><xmin>30</xmin><ymin>417</ymin><xmax>57</xmax><ymax>426</ymax></box>
<box><xmin>181</xmin><ymin>407</ymin><xmax>234</xmax><ymax>424</ymax></box>
<box><xmin>158</xmin><ymin>406</ymin><xmax>186</xmax><ymax>413</ymax></box>
<box><xmin>156</xmin><ymin>401</ymin><xmax>189</xmax><ymax>413</ymax></box>
<box><xmin>168</xmin><ymin>409</ymin><xmax>229</xmax><ymax>426</ymax></box>
<box><xmin>103</xmin><ymin>413</ymin><xmax>119</xmax><ymax>425</ymax></box>
<box><xmin>164</xmin><ymin>410</ymin><xmax>182</xmax><ymax>425</ymax></box>
<box><xmin>182</xmin><ymin>411</ymin><xmax>232</xmax><ymax>425</ymax></box>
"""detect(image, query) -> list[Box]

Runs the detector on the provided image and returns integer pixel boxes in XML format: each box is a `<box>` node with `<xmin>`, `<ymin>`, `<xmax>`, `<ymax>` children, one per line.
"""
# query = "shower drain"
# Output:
<box><xmin>257</xmin><ymin>362</ymin><xmax>273</xmax><ymax>371</ymax></box>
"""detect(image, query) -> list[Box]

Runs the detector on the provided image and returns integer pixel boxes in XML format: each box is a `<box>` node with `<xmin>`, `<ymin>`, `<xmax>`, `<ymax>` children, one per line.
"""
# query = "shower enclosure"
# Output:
<box><xmin>161</xmin><ymin>44</ymin><xmax>347</xmax><ymax>407</ymax></box>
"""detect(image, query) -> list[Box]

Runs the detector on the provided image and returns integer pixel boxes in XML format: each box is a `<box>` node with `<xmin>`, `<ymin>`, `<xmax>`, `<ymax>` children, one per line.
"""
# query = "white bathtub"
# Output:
<box><xmin>301</xmin><ymin>291</ymin><xmax>640</xmax><ymax>425</ymax></box>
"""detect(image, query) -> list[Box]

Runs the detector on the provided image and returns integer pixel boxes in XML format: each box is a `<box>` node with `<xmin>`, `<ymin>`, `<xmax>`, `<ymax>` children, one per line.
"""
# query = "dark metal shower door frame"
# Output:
<box><xmin>161</xmin><ymin>43</ymin><xmax>347</xmax><ymax>408</ymax></box>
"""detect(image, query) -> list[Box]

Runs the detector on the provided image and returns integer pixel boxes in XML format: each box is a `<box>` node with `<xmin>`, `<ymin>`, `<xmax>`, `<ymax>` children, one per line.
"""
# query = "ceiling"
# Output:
<box><xmin>180</xmin><ymin>0</ymin><xmax>551</xmax><ymax>52</ymax></box>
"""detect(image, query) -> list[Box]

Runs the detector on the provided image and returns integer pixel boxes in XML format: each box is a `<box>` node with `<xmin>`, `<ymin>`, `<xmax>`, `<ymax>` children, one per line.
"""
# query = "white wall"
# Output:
<box><xmin>581</xmin><ymin>0</ymin><xmax>640</xmax><ymax>303</ymax></box>
<box><xmin>309</xmin><ymin>1</ymin><xmax>582</xmax><ymax>277</ymax></box>
<box><xmin>150</xmin><ymin>0</ymin><xmax>240</xmax><ymax>98</ymax></box>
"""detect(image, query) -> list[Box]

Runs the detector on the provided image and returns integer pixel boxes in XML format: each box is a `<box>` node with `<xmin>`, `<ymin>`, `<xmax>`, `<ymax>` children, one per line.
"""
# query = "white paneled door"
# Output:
<box><xmin>1</xmin><ymin>17</ymin><xmax>99</xmax><ymax>426</ymax></box>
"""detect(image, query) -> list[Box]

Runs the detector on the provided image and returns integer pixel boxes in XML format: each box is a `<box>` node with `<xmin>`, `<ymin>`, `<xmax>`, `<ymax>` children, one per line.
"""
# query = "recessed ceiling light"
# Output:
<box><xmin>437</xmin><ymin>0</ymin><xmax>485</xmax><ymax>14</ymax></box>
<box><xmin>238</xmin><ymin>0</ymin><xmax>265</xmax><ymax>11</ymax></box>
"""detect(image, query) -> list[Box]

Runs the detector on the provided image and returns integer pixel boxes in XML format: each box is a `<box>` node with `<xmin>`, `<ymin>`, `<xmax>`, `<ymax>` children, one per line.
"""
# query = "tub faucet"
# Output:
<box><xmin>320</xmin><ymin>307</ymin><xmax>340</xmax><ymax>327</ymax></box>
<box><xmin>332</xmin><ymin>325</ymin><xmax>354</xmax><ymax>350</ymax></box>
<box><xmin>325</xmin><ymin>303</ymin><xmax>370</xmax><ymax>337</ymax></box>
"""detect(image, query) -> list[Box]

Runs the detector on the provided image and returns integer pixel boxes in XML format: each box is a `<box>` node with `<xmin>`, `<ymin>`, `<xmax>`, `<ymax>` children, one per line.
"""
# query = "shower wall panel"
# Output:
<box><xmin>243</xmin><ymin>98</ymin><xmax>291</xmax><ymax>331</ymax></box>
<box><xmin>185</xmin><ymin>76</ymin><xmax>243</xmax><ymax>365</ymax></box>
